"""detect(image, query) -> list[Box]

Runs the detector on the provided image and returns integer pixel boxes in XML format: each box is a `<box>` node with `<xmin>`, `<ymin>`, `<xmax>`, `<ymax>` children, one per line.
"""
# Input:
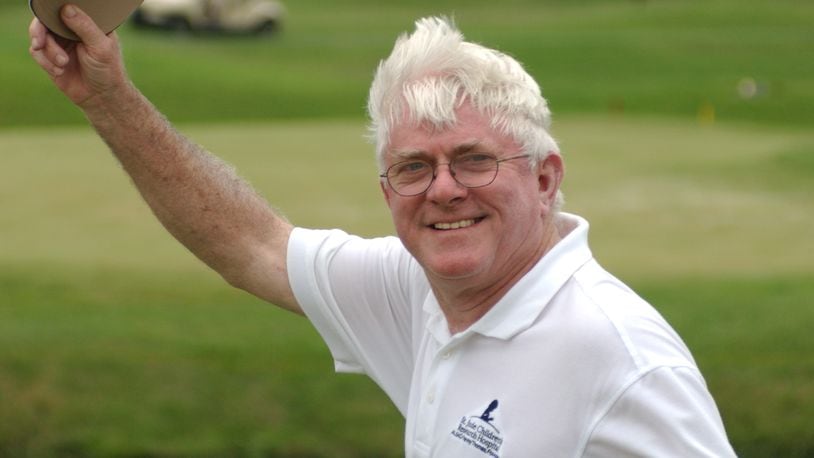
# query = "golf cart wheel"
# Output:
<box><xmin>255</xmin><ymin>19</ymin><xmax>278</xmax><ymax>35</ymax></box>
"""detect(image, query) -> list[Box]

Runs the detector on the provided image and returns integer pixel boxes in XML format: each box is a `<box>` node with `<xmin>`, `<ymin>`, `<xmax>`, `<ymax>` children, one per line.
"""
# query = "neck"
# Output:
<box><xmin>430</xmin><ymin>216</ymin><xmax>563</xmax><ymax>335</ymax></box>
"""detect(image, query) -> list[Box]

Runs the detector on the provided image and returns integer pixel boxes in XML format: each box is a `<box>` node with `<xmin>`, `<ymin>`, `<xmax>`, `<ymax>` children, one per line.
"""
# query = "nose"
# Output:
<box><xmin>426</xmin><ymin>163</ymin><xmax>467</xmax><ymax>205</ymax></box>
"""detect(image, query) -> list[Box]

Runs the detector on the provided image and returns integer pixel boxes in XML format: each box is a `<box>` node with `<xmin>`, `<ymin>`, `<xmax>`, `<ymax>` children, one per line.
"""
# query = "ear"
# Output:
<box><xmin>537</xmin><ymin>152</ymin><xmax>564</xmax><ymax>208</ymax></box>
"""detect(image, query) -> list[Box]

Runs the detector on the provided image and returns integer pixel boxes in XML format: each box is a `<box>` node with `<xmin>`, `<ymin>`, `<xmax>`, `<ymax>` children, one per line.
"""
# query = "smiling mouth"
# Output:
<box><xmin>431</xmin><ymin>217</ymin><xmax>484</xmax><ymax>230</ymax></box>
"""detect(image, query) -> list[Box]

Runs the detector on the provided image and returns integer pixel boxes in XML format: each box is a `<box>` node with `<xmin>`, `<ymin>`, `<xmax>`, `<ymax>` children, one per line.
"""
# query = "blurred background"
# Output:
<box><xmin>1</xmin><ymin>0</ymin><xmax>813</xmax><ymax>456</ymax></box>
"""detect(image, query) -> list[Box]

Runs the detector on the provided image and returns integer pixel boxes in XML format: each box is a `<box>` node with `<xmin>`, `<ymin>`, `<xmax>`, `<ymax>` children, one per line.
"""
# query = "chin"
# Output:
<box><xmin>423</xmin><ymin>256</ymin><xmax>487</xmax><ymax>281</ymax></box>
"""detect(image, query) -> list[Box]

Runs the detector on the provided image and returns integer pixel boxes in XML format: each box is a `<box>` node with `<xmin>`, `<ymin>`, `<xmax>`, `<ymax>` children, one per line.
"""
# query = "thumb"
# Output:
<box><xmin>60</xmin><ymin>4</ymin><xmax>107</xmax><ymax>47</ymax></box>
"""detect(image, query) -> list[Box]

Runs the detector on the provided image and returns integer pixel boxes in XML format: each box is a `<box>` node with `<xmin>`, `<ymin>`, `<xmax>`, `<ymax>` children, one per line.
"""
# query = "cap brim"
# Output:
<box><xmin>30</xmin><ymin>0</ymin><xmax>144</xmax><ymax>41</ymax></box>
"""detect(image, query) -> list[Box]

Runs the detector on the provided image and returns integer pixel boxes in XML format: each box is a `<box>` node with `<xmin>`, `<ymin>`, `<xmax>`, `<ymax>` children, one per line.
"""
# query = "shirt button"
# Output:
<box><xmin>442</xmin><ymin>350</ymin><xmax>453</xmax><ymax>360</ymax></box>
<box><xmin>426</xmin><ymin>391</ymin><xmax>435</xmax><ymax>404</ymax></box>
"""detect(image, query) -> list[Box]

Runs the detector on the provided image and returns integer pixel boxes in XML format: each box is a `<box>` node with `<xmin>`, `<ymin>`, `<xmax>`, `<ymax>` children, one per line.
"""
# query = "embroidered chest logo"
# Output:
<box><xmin>450</xmin><ymin>399</ymin><xmax>505</xmax><ymax>457</ymax></box>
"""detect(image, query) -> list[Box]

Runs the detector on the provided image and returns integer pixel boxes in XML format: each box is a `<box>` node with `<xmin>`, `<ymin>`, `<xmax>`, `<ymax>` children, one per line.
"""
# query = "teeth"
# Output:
<box><xmin>434</xmin><ymin>219</ymin><xmax>476</xmax><ymax>230</ymax></box>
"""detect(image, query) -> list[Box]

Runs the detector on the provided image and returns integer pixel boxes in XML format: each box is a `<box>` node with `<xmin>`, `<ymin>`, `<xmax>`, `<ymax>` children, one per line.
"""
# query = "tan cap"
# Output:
<box><xmin>30</xmin><ymin>0</ymin><xmax>144</xmax><ymax>41</ymax></box>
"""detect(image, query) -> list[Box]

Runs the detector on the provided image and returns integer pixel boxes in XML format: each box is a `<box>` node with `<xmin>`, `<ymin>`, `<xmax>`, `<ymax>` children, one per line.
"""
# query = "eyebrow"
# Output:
<box><xmin>390</xmin><ymin>140</ymin><xmax>483</xmax><ymax>161</ymax></box>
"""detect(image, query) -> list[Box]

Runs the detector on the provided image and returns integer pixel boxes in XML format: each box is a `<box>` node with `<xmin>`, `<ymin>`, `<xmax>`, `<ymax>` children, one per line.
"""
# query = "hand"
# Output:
<box><xmin>29</xmin><ymin>4</ymin><xmax>129</xmax><ymax>109</ymax></box>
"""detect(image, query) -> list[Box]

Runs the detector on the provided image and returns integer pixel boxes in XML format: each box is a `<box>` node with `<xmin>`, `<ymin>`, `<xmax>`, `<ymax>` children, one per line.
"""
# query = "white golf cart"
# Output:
<box><xmin>132</xmin><ymin>0</ymin><xmax>285</xmax><ymax>35</ymax></box>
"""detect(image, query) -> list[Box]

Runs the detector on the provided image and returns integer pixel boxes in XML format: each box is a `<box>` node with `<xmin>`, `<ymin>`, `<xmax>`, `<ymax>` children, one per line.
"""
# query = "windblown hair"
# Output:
<box><xmin>367</xmin><ymin>16</ymin><xmax>563</xmax><ymax>208</ymax></box>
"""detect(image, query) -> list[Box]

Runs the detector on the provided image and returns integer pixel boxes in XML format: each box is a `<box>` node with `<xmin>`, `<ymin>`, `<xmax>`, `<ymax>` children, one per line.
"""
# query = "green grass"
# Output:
<box><xmin>2</xmin><ymin>0</ymin><xmax>813</xmax><ymax>127</ymax></box>
<box><xmin>0</xmin><ymin>266</ymin><xmax>404</xmax><ymax>457</ymax></box>
<box><xmin>639</xmin><ymin>276</ymin><xmax>814</xmax><ymax>458</ymax></box>
<box><xmin>1</xmin><ymin>117</ymin><xmax>813</xmax><ymax>456</ymax></box>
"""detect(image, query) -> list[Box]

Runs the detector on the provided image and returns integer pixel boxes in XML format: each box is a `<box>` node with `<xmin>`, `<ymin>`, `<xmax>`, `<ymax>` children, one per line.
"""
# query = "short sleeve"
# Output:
<box><xmin>583</xmin><ymin>366</ymin><xmax>736</xmax><ymax>457</ymax></box>
<box><xmin>286</xmin><ymin>227</ymin><xmax>427</xmax><ymax>414</ymax></box>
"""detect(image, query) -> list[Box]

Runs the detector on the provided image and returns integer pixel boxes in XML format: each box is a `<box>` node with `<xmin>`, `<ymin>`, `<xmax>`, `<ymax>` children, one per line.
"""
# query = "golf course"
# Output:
<box><xmin>1</xmin><ymin>0</ymin><xmax>812</xmax><ymax>456</ymax></box>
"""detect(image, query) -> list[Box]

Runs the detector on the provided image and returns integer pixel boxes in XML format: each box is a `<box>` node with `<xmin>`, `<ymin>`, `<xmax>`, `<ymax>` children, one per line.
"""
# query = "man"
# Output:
<box><xmin>30</xmin><ymin>7</ymin><xmax>736</xmax><ymax>456</ymax></box>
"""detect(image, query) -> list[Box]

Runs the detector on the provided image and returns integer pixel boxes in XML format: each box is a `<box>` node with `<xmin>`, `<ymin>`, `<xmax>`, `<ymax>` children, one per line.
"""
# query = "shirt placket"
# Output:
<box><xmin>411</xmin><ymin>334</ymin><xmax>464</xmax><ymax>456</ymax></box>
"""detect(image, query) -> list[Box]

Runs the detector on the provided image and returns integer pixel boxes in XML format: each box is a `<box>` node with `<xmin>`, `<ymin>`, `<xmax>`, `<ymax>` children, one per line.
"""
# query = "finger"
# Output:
<box><xmin>30</xmin><ymin>44</ymin><xmax>65</xmax><ymax>78</ymax></box>
<box><xmin>29</xmin><ymin>19</ymin><xmax>72</xmax><ymax>76</ymax></box>
<box><xmin>44</xmin><ymin>32</ymin><xmax>71</xmax><ymax>68</ymax></box>
<box><xmin>29</xmin><ymin>17</ymin><xmax>48</xmax><ymax>51</ymax></box>
<box><xmin>60</xmin><ymin>4</ymin><xmax>106</xmax><ymax>48</ymax></box>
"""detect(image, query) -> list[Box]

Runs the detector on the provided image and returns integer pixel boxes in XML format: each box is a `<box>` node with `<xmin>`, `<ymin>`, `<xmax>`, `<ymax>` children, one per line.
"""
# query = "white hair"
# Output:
<box><xmin>366</xmin><ymin>16</ymin><xmax>563</xmax><ymax>208</ymax></box>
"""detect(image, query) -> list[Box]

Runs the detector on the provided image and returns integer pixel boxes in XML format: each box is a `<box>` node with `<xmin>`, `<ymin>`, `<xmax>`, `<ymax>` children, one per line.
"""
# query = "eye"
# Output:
<box><xmin>392</xmin><ymin>160</ymin><xmax>430</xmax><ymax>176</ymax></box>
<box><xmin>458</xmin><ymin>153</ymin><xmax>493</xmax><ymax>162</ymax></box>
<box><xmin>455</xmin><ymin>153</ymin><xmax>496</xmax><ymax>170</ymax></box>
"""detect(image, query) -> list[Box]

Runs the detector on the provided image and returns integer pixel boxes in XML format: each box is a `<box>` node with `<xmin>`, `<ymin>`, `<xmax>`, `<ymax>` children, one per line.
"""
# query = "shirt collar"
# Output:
<box><xmin>424</xmin><ymin>212</ymin><xmax>593</xmax><ymax>343</ymax></box>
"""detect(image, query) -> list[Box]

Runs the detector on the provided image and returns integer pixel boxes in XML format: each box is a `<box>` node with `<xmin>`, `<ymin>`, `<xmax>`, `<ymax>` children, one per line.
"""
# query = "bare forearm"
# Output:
<box><xmin>84</xmin><ymin>84</ymin><xmax>299</xmax><ymax>311</ymax></box>
<box><xmin>29</xmin><ymin>8</ymin><xmax>299</xmax><ymax>312</ymax></box>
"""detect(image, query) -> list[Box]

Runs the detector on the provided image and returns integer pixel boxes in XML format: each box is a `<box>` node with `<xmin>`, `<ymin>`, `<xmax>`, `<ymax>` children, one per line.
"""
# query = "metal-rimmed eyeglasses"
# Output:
<box><xmin>379</xmin><ymin>153</ymin><xmax>530</xmax><ymax>197</ymax></box>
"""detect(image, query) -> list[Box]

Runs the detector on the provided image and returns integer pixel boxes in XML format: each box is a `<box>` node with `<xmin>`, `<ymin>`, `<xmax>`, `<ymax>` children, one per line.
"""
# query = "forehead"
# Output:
<box><xmin>385</xmin><ymin>103</ymin><xmax>520</xmax><ymax>161</ymax></box>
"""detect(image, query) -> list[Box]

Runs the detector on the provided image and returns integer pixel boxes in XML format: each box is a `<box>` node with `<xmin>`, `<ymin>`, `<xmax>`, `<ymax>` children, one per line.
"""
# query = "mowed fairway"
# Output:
<box><xmin>1</xmin><ymin>117</ymin><xmax>813</xmax><ymax>456</ymax></box>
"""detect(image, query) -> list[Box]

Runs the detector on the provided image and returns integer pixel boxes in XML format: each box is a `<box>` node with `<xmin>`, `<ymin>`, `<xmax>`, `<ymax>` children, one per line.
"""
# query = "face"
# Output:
<box><xmin>381</xmin><ymin>103</ymin><xmax>563</xmax><ymax>288</ymax></box>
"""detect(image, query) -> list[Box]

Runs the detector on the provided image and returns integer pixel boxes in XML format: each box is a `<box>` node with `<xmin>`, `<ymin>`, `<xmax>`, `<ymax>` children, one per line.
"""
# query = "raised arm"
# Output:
<box><xmin>29</xmin><ymin>5</ymin><xmax>301</xmax><ymax>314</ymax></box>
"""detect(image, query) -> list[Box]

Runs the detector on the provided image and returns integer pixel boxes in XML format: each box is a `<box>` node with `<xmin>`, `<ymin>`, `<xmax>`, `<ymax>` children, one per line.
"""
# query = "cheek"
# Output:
<box><xmin>498</xmin><ymin>184</ymin><xmax>545</xmax><ymax>227</ymax></box>
<box><xmin>504</xmin><ymin>180</ymin><xmax>540</xmax><ymax>209</ymax></box>
<box><xmin>387</xmin><ymin>199</ymin><xmax>419</xmax><ymax>232</ymax></box>
<box><xmin>380</xmin><ymin>181</ymin><xmax>392</xmax><ymax>208</ymax></box>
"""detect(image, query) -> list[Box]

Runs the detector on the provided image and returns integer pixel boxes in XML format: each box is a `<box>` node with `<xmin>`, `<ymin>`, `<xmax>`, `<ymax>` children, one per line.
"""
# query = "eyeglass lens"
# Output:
<box><xmin>387</xmin><ymin>154</ymin><xmax>500</xmax><ymax>196</ymax></box>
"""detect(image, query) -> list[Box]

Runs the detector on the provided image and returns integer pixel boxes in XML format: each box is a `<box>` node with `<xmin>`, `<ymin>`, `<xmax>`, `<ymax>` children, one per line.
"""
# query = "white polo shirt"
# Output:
<box><xmin>287</xmin><ymin>213</ymin><xmax>735</xmax><ymax>457</ymax></box>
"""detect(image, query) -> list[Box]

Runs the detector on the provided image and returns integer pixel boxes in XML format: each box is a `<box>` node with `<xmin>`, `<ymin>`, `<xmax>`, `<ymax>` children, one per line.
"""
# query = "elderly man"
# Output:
<box><xmin>30</xmin><ymin>7</ymin><xmax>735</xmax><ymax>456</ymax></box>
